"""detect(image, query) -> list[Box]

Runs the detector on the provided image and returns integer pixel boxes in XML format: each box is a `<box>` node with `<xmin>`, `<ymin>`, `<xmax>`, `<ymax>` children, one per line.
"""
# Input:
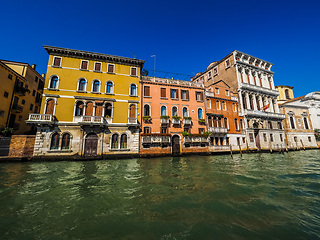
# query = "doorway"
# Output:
<box><xmin>84</xmin><ymin>133</ymin><xmax>98</xmax><ymax>156</ymax></box>
<box><xmin>171</xmin><ymin>135</ymin><xmax>180</xmax><ymax>156</ymax></box>
<box><xmin>254</xmin><ymin>130</ymin><xmax>261</xmax><ymax>150</ymax></box>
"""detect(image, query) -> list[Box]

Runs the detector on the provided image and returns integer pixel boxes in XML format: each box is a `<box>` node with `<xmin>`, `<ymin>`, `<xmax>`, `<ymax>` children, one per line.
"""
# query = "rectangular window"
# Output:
<box><xmin>181</xmin><ymin>90</ymin><xmax>189</xmax><ymax>100</ymax></box>
<box><xmin>35</xmin><ymin>76</ymin><xmax>38</xmax><ymax>83</ymax></box>
<box><xmin>160</xmin><ymin>88</ymin><xmax>166</xmax><ymax>98</ymax></box>
<box><xmin>225</xmin><ymin>59</ymin><xmax>230</xmax><ymax>68</ymax></box>
<box><xmin>249</xmin><ymin>133</ymin><xmax>254</xmax><ymax>142</ymax></box>
<box><xmin>4</xmin><ymin>91</ymin><xmax>9</xmax><ymax>98</ymax></box>
<box><xmin>196</xmin><ymin>92</ymin><xmax>203</xmax><ymax>101</ymax></box>
<box><xmin>32</xmin><ymin>90</ymin><xmax>36</xmax><ymax>96</ymax></box>
<box><xmin>53</xmin><ymin>57</ymin><xmax>62</xmax><ymax>67</ymax></box>
<box><xmin>215</xmin><ymin>88</ymin><xmax>219</xmax><ymax>94</ymax></box>
<box><xmin>308</xmin><ymin>136</ymin><xmax>311</xmax><ymax>142</ymax></box>
<box><xmin>208</xmin><ymin>71</ymin><xmax>212</xmax><ymax>78</ymax></box>
<box><xmin>30</xmin><ymin>104</ymin><xmax>33</xmax><ymax>111</ymax></box>
<box><xmin>270</xmin><ymin>134</ymin><xmax>274</xmax><ymax>142</ymax></box>
<box><xmin>213</xmin><ymin>67</ymin><xmax>218</xmax><ymax>75</ymax></box>
<box><xmin>80</xmin><ymin>60</ymin><xmax>88</xmax><ymax>70</ymax></box>
<box><xmin>242</xmin><ymin>137</ymin><xmax>246</xmax><ymax>143</ymax></box>
<box><xmin>144</xmin><ymin>86</ymin><xmax>150</xmax><ymax>97</ymax></box>
<box><xmin>0</xmin><ymin>111</ymin><xmax>4</xmax><ymax>117</ymax></box>
<box><xmin>199</xmin><ymin>128</ymin><xmax>205</xmax><ymax>134</ymax></box>
<box><xmin>280</xmin><ymin>134</ymin><xmax>283</xmax><ymax>142</ymax></box>
<box><xmin>8</xmin><ymin>74</ymin><xmax>12</xmax><ymax>80</ymax></box>
<box><xmin>225</xmin><ymin>89</ymin><xmax>229</xmax><ymax>96</ymax></box>
<box><xmin>161</xmin><ymin>127</ymin><xmax>168</xmax><ymax>134</ymax></box>
<box><xmin>131</xmin><ymin>67</ymin><xmax>137</xmax><ymax>76</ymax></box>
<box><xmin>263</xmin><ymin>133</ymin><xmax>267</xmax><ymax>142</ymax></box>
<box><xmin>171</xmin><ymin>89</ymin><xmax>178</xmax><ymax>99</ymax></box>
<box><xmin>108</xmin><ymin>64</ymin><xmax>114</xmax><ymax>73</ymax></box>
<box><xmin>144</xmin><ymin>127</ymin><xmax>151</xmax><ymax>134</ymax></box>
<box><xmin>95</xmin><ymin>62</ymin><xmax>102</xmax><ymax>72</ymax></box>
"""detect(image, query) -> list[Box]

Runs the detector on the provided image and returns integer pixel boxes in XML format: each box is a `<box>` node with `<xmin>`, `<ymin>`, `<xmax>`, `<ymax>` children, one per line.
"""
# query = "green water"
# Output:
<box><xmin>0</xmin><ymin>151</ymin><xmax>320</xmax><ymax>239</ymax></box>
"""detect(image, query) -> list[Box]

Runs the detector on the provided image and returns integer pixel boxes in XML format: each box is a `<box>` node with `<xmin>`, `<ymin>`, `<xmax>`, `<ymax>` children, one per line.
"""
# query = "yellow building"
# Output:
<box><xmin>0</xmin><ymin>60</ymin><xmax>44</xmax><ymax>134</ymax></box>
<box><xmin>275</xmin><ymin>85</ymin><xmax>294</xmax><ymax>105</ymax></box>
<box><xmin>27</xmin><ymin>46</ymin><xmax>144</xmax><ymax>158</ymax></box>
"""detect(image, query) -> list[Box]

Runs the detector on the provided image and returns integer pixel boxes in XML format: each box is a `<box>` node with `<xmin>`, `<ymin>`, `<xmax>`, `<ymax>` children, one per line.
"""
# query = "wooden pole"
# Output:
<box><xmin>230</xmin><ymin>144</ymin><xmax>233</xmax><ymax>158</ymax></box>
<box><xmin>300</xmin><ymin>139</ymin><xmax>306</xmax><ymax>151</ymax></box>
<box><xmin>239</xmin><ymin>139</ymin><xmax>242</xmax><ymax>157</ymax></box>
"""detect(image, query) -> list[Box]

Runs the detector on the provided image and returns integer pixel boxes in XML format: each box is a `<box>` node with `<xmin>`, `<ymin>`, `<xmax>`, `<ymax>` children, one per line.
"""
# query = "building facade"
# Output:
<box><xmin>275</xmin><ymin>85</ymin><xmax>294</xmax><ymax>105</ymax></box>
<box><xmin>0</xmin><ymin>60</ymin><xmax>44</xmax><ymax>134</ymax></box>
<box><xmin>140</xmin><ymin>76</ymin><xmax>207</xmax><ymax>156</ymax></box>
<box><xmin>27</xmin><ymin>46</ymin><xmax>144</xmax><ymax>158</ymax></box>
<box><xmin>193</xmin><ymin>50</ymin><xmax>286</xmax><ymax>151</ymax></box>
<box><xmin>205</xmin><ymin>80</ymin><xmax>246</xmax><ymax>152</ymax></box>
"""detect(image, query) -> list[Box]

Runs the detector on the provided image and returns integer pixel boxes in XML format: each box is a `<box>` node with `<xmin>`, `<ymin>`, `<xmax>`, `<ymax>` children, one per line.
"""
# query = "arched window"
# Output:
<box><xmin>106</xmin><ymin>81</ymin><xmax>114</xmax><ymax>94</ymax></box>
<box><xmin>224</xmin><ymin>118</ymin><xmax>228</xmax><ymax>128</ymax></box>
<box><xmin>111</xmin><ymin>134</ymin><xmax>119</xmax><ymax>149</ymax></box>
<box><xmin>75</xmin><ymin>101</ymin><xmax>84</xmax><ymax>116</ymax></box>
<box><xmin>50</xmin><ymin>132</ymin><xmax>60</xmax><ymax>150</ymax></box>
<box><xmin>78</xmin><ymin>79</ymin><xmax>86</xmax><ymax>91</ymax></box>
<box><xmin>216</xmin><ymin>100</ymin><xmax>221</xmax><ymax>110</ymax></box>
<box><xmin>208</xmin><ymin>116</ymin><xmax>213</xmax><ymax>127</ymax></box>
<box><xmin>120</xmin><ymin>134</ymin><xmax>127</xmax><ymax>149</ymax></box>
<box><xmin>240</xmin><ymin>119</ymin><xmax>243</xmax><ymax>130</ymax></box>
<box><xmin>105</xmin><ymin>103</ymin><xmax>112</xmax><ymax>118</ymax></box>
<box><xmin>161</xmin><ymin>106</ymin><xmax>167</xmax><ymax>116</ymax></box>
<box><xmin>49</xmin><ymin>76</ymin><xmax>58</xmax><ymax>89</ymax></box>
<box><xmin>290</xmin><ymin>116</ymin><xmax>295</xmax><ymax>129</ymax></box>
<box><xmin>182</xmin><ymin>107</ymin><xmax>188</xmax><ymax>117</ymax></box>
<box><xmin>45</xmin><ymin>99</ymin><xmax>55</xmax><ymax>115</ymax></box>
<box><xmin>92</xmin><ymin>80</ymin><xmax>100</xmax><ymax>92</ymax></box>
<box><xmin>222</xmin><ymin>101</ymin><xmax>227</xmax><ymax>110</ymax></box>
<box><xmin>198</xmin><ymin>108</ymin><xmax>203</xmax><ymax>119</ymax></box>
<box><xmin>144</xmin><ymin>104</ymin><xmax>150</xmax><ymax>116</ymax></box>
<box><xmin>86</xmin><ymin>102</ymin><xmax>94</xmax><ymax>116</ymax></box>
<box><xmin>285</xmin><ymin>89</ymin><xmax>290</xmax><ymax>99</ymax></box>
<box><xmin>232</xmin><ymin>103</ymin><xmax>237</xmax><ymax>112</ymax></box>
<box><xmin>172</xmin><ymin>106</ymin><xmax>178</xmax><ymax>116</ymax></box>
<box><xmin>234</xmin><ymin>118</ymin><xmax>239</xmax><ymax>130</ymax></box>
<box><xmin>207</xmin><ymin>99</ymin><xmax>211</xmax><ymax>109</ymax></box>
<box><xmin>303</xmin><ymin>117</ymin><xmax>309</xmax><ymax>129</ymax></box>
<box><xmin>130</xmin><ymin>84</ymin><xmax>137</xmax><ymax>96</ymax></box>
<box><xmin>61</xmin><ymin>133</ymin><xmax>71</xmax><ymax>150</ymax></box>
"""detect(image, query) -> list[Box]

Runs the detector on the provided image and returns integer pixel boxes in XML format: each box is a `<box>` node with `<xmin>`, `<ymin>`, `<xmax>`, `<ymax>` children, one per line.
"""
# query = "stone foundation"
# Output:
<box><xmin>8</xmin><ymin>135</ymin><xmax>36</xmax><ymax>158</ymax></box>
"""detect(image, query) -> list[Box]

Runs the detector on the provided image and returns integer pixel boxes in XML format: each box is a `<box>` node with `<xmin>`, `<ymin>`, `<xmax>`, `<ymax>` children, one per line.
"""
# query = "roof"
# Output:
<box><xmin>281</xmin><ymin>95</ymin><xmax>305</xmax><ymax>105</ymax></box>
<box><xmin>275</xmin><ymin>85</ymin><xmax>294</xmax><ymax>89</ymax></box>
<box><xmin>43</xmin><ymin>45</ymin><xmax>145</xmax><ymax>68</ymax></box>
<box><xmin>0</xmin><ymin>59</ymin><xmax>44</xmax><ymax>79</ymax></box>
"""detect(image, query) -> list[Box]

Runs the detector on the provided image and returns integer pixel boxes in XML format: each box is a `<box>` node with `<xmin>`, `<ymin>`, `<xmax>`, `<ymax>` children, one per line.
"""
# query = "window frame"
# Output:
<box><xmin>106</xmin><ymin>81</ymin><xmax>114</xmax><ymax>94</ymax></box>
<box><xmin>49</xmin><ymin>75</ymin><xmax>59</xmax><ymax>89</ymax></box>
<box><xmin>108</xmin><ymin>64</ymin><xmax>115</xmax><ymax>73</ymax></box>
<box><xmin>92</xmin><ymin>79</ymin><xmax>101</xmax><ymax>93</ymax></box>
<box><xmin>94</xmin><ymin>62</ymin><xmax>102</xmax><ymax>72</ymax></box>
<box><xmin>130</xmin><ymin>67</ymin><xmax>137</xmax><ymax>76</ymax></box>
<box><xmin>77</xmin><ymin>78</ymin><xmax>87</xmax><ymax>92</ymax></box>
<box><xmin>52</xmin><ymin>56</ymin><xmax>62</xmax><ymax>67</ymax></box>
<box><xmin>130</xmin><ymin>83</ymin><xmax>137</xmax><ymax>96</ymax></box>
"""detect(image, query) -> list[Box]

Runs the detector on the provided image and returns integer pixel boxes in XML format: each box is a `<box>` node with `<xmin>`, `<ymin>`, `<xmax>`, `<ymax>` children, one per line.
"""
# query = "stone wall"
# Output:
<box><xmin>8</xmin><ymin>135</ymin><xmax>35</xmax><ymax>158</ymax></box>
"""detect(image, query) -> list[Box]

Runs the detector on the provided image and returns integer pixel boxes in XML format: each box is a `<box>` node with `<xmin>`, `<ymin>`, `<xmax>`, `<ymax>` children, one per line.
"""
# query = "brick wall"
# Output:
<box><xmin>9</xmin><ymin>135</ymin><xmax>35</xmax><ymax>158</ymax></box>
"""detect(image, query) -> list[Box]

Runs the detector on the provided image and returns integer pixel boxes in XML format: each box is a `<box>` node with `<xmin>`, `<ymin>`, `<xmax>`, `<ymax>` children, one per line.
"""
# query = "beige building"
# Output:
<box><xmin>275</xmin><ymin>85</ymin><xmax>294</xmax><ymax>104</ymax></box>
<box><xmin>193</xmin><ymin>51</ymin><xmax>286</xmax><ymax>151</ymax></box>
<box><xmin>0</xmin><ymin>60</ymin><xmax>44</xmax><ymax>134</ymax></box>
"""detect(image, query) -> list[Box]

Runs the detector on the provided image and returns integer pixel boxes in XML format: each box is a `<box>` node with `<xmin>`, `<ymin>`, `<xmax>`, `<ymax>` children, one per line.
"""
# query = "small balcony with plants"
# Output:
<box><xmin>172</xmin><ymin>116</ymin><xmax>181</xmax><ymax>125</ymax></box>
<box><xmin>160</xmin><ymin>115</ymin><xmax>170</xmax><ymax>125</ymax></box>
<box><xmin>198</xmin><ymin>118</ymin><xmax>206</xmax><ymax>125</ymax></box>
<box><xmin>183</xmin><ymin>117</ymin><xmax>192</xmax><ymax>126</ymax></box>
<box><xmin>142</xmin><ymin>115</ymin><xmax>152</xmax><ymax>123</ymax></box>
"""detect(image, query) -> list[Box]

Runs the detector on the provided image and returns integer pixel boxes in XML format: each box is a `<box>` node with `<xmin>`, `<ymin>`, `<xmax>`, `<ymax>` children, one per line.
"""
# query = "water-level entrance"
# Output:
<box><xmin>84</xmin><ymin>133</ymin><xmax>98</xmax><ymax>156</ymax></box>
<box><xmin>171</xmin><ymin>135</ymin><xmax>180</xmax><ymax>155</ymax></box>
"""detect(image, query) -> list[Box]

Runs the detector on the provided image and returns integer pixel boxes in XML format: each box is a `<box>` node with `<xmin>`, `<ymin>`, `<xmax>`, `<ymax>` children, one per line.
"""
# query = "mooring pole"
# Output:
<box><xmin>230</xmin><ymin>144</ymin><xmax>233</xmax><ymax>158</ymax></box>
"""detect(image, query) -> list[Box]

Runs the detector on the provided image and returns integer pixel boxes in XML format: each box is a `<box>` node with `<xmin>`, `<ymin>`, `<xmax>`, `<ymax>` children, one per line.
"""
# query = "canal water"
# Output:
<box><xmin>0</xmin><ymin>151</ymin><xmax>320</xmax><ymax>239</ymax></box>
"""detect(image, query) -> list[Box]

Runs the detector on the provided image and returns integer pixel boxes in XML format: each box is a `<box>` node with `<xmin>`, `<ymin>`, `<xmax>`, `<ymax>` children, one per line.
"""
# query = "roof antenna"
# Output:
<box><xmin>132</xmin><ymin>52</ymin><xmax>136</xmax><ymax>59</ymax></box>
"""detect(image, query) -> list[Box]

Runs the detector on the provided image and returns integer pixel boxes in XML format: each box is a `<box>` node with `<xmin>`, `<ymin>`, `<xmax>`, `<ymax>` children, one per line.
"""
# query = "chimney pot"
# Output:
<box><xmin>32</xmin><ymin>64</ymin><xmax>36</xmax><ymax>70</ymax></box>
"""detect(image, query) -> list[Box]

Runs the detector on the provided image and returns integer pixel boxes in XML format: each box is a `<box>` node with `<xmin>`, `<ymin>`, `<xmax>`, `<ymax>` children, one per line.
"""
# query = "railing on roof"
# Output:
<box><xmin>142</xmin><ymin>76</ymin><xmax>203</xmax><ymax>88</ymax></box>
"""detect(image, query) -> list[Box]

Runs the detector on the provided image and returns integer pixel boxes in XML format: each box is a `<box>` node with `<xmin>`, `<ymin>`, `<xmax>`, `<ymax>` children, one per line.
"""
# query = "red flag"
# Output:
<box><xmin>262</xmin><ymin>103</ymin><xmax>270</xmax><ymax>111</ymax></box>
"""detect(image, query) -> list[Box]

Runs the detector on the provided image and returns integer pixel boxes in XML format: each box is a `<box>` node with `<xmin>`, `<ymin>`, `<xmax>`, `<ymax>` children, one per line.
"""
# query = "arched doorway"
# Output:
<box><xmin>45</xmin><ymin>99</ymin><xmax>55</xmax><ymax>115</ymax></box>
<box><xmin>84</xmin><ymin>133</ymin><xmax>98</xmax><ymax>156</ymax></box>
<box><xmin>171</xmin><ymin>135</ymin><xmax>180</xmax><ymax>156</ymax></box>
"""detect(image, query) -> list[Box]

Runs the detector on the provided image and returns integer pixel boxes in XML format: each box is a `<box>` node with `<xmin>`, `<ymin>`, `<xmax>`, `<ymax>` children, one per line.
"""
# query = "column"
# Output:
<box><xmin>259</xmin><ymin>95</ymin><xmax>263</xmax><ymax>111</ymax></box>
<box><xmin>252</xmin><ymin>93</ymin><xmax>258</xmax><ymax>110</ymax></box>
<box><xmin>269</xmin><ymin>97</ymin><xmax>274</xmax><ymax>112</ymax></box>
<box><xmin>238</xmin><ymin>91</ymin><xmax>244</xmax><ymax>112</ymax></box>
<box><xmin>274</xmin><ymin>98</ymin><xmax>280</xmax><ymax>113</ymax></box>
<box><xmin>245</xmin><ymin>92</ymin><xmax>251</xmax><ymax>110</ymax></box>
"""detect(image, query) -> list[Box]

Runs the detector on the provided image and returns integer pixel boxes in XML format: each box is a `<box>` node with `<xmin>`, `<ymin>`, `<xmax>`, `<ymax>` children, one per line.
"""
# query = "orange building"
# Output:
<box><xmin>140</xmin><ymin>76</ymin><xmax>208</xmax><ymax>156</ymax></box>
<box><xmin>205</xmin><ymin>80</ymin><xmax>246</xmax><ymax>151</ymax></box>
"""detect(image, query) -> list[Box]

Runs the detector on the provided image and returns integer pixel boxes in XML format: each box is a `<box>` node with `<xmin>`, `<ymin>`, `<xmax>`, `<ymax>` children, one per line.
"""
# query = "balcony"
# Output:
<box><xmin>183</xmin><ymin>119</ymin><xmax>192</xmax><ymax>125</ymax></box>
<box><xmin>73</xmin><ymin>116</ymin><xmax>106</xmax><ymax>126</ymax></box>
<box><xmin>142</xmin><ymin>135</ymin><xmax>171</xmax><ymax>144</ymax></box>
<box><xmin>12</xmin><ymin>104</ymin><xmax>23</xmax><ymax>113</ymax></box>
<box><xmin>231</xmin><ymin>96</ymin><xmax>238</xmax><ymax>101</ymax></box>
<box><xmin>208</xmin><ymin>127</ymin><xmax>228</xmax><ymax>134</ymax></box>
<box><xmin>244</xmin><ymin>109</ymin><xmax>285</xmax><ymax>120</ymax></box>
<box><xmin>128</xmin><ymin>118</ymin><xmax>138</xmax><ymax>124</ymax></box>
<box><xmin>27</xmin><ymin>114</ymin><xmax>55</xmax><ymax>125</ymax></box>
<box><xmin>172</xmin><ymin>118</ymin><xmax>181</xmax><ymax>125</ymax></box>
<box><xmin>184</xmin><ymin>136</ymin><xmax>208</xmax><ymax>143</ymax></box>
<box><xmin>240</xmin><ymin>82</ymin><xmax>279</xmax><ymax>97</ymax></box>
<box><xmin>205</xmin><ymin>91</ymin><xmax>215</xmax><ymax>98</ymax></box>
<box><xmin>14</xmin><ymin>85</ymin><xmax>29</xmax><ymax>96</ymax></box>
<box><xmin>161</xmin><ymin>118</ymin><xmax>170</xmax><ymax>125</ymax></box>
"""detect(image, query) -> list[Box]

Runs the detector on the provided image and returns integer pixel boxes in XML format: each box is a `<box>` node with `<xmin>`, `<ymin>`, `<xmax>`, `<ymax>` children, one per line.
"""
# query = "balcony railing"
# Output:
<box><xmin>184</xmin><ymin>136</ymin><xmax>208</xmax><ymax>143</ymax></box>
<box><xmin>208</xmin><ymin>127</ymin><xmax>228</xmax><ymax>134</ymax></box>
<box><xmin>183</xmin><ymin>119</ymin><xmax>192</xmax><ymax>125</ymax></box>
<box><xmin>161</xmin><ymin>118</ymin><xmax>170</xmax><ymax>125</ymax></box>
<box><xmin>73</xmin><ymin>116</ymin><xmax>106</xmax><ymax>125</ymax></box>
<box><xmin>141</xmin><ymin>76</ymin><xmax>204</xmax><ymax>88</ymax></box>
<box><xmin>12</xmin><ymin>104</ymin><xmax>23</xmax><ymax>113</ymax></box>
<box><xmin>128</xmin><ymin>118</ymin><xmax>138</xmax><ymax>124</ymax></box>
<box><xmin>244</xmin><ymin>109</ymin><xmax>285</xmax><ymax>120</ymax></box>
<box><xmin>240</xmin><ymin>82</ymin><xmax>279</xmax><ymax>97</ymax></box>
<box><xmin>172</xmin><ymin>118</ymin><xmax>181</xmax><ymax>125</ymax></box>
<box><xmin>142</xmin><ymin>135</ymin><xmax>171</xmax><ymax>144</ymax></box>
<box><xmin>28</xmin><ymin>114</ymin><xmax>54</xmax><ymax>122</ymax></box>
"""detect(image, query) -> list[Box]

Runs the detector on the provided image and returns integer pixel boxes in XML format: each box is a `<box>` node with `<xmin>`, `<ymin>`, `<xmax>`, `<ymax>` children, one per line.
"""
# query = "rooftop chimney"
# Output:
<box><xmin>32</xmin><ymin>64</ymin><xmax>36</xmax><ymax>70</ymax></box>
<box><xmin>41</xmin><ymin>73</ymin><xmax>45</xmax><ymax>78</ymax></box>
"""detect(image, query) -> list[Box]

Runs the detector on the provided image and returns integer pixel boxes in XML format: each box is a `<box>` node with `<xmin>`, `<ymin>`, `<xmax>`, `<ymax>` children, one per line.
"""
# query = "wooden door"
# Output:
<box><xmin>86</xmin><ymin>102</ymin><xmax>94</xmax><ymax>116</ymax></box>
<box><xmin>84</xmin><ymin>133</ymin><xmax>98</xmax><ymax>156</ymax></box>
<box><xmin>129</xmin><ymin>104</ymin><xmax>136</xmax><ymax>118</ymax></box>
<box><xmin>45</xmin><ymin>99</ymin><xmax>55</xmax><ymax>115</ymax></box>
<box><xmin>171</xmin><ymin>135</ymin><xmax>180</xmax><ymax>155</ymax></box>
<box><xmin>95</xmin><ymin>102</ymin><xmax>103</xmax><ymax>116</ymax></box>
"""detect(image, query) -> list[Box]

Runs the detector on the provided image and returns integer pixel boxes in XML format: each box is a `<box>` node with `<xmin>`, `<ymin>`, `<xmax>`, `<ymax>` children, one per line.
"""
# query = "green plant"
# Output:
<box><xmin>142</xmin><ymin>115</ymin><xmax>151</xmax><ymax>120</ymax></box>
<box><xmin>183</xmin><ymin>116</ymin><xmax>192</xmax><ymax>120</ymax></box>
<box><xmin>182</xmin><ymin>131</ymin><xmax>189</xmax><ymax>137</ymax></box>
<box><xmin>160</xmin><ymin>115</ymin><xmax>170</xmax><ymax>120</ymax></box>
<box><xmin>1</xmin><ymin>127</ymin><xmax>13</xmax><ymax>137</ymax></box>
<box><xmin>172</xmin><ymin>116</ymin><xmax>181</xmax><ymax>120</ymax></box>
<box><xmin>198</xmin><ymin>118</ymin><xmax>206</xmax><ymax>123</ymax></box>
<box><xmin>204</xmin><ymin>131</ymin><xmax>210</xmax><ymax>137</ymax></box>
<box><xmin>314</xmin><ymin>129</ymin><xmax>320</xmax><ymax>140</ymax></box>
<box><xmin>105</xmin><ymin>115</ymin><xmax>110</xmax><ymax>118</ymax></box>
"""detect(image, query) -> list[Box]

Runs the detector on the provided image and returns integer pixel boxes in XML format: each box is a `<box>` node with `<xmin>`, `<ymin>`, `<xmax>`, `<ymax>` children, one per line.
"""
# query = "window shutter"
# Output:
<box><xmin>54</xmin><ymin>57</ymin><xmax>61</xmax><ymax>66</ymax></box>
<box><xmin>108</xmin><ymin>64</ymin><xmax>114</xmax><ymax>73</ymax></box>
<box><xmin>161</xmin><ymin>88</ymin><xmax>166</xmax><ymax>98</ymax></box>
<box><xmin>200</xmin><ymin>92</ymin><xmax>204</xmax><ymax>101</ymax></box>
<box><xmin>95</xmin><ymin>63</ymin><xmax>101</xmax><ymax>71</ymax></box>
<box><xmin>186</xmin><ymin>90</ymin><xmax>189</xmax><ymax>100</ymax></box>
<box><xmin>131</xmin><ymin>67</ymin><xmax>137</xmax><ymax>76</ymax></box>
<box><xmin>144</xmin><ymin>86</ymin><xmax>150</xmax><ymax>96</ymax></box>
<box><xmin>81</xmin><ymin>61</ymin><xmax>88</xmax><ymax>70</ymax></box>
<box><xmin>181</xmin><ymin>90</ymin><xmax>183</xmax><ymax>100</ymax></box>
<box><xmin>170</xmin><ymin>89</ymin><xmax>173</xmax><ymax>98</ymax></box>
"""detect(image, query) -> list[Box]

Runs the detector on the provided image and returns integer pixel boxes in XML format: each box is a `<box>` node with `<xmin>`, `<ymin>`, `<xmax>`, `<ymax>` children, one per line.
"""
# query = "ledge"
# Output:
<box><xmin>109</xmin><ymin>148</ymin><xmax>130</xmax><ymax>152</ymax></box>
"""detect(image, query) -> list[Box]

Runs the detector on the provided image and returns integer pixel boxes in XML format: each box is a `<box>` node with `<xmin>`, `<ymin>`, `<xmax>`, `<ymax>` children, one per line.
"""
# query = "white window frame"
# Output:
<box><xmin>80</xmin><ymin>60</ymin><xmax>89</xmax><ymax>70</ymax></box>
<box><xmin>207</xmin><ymin>99</ymin><xmax>211</xmax><ymax>109</ymax></box>
<box><xmin>222</xmin><ymin>101</ymin><xmax>227</xmax><ymax>111</ymax></box>
<box><xmin>77</xmin><ymin>78</ymin><xmax>87</xmax><ymax>92</ymax></box>
<box><xmin>172</xmin><ymin>106</ymin><xmax>179</xmax><ymax>117</ymax></box>
<box><xmin>216</xmin><ymin>100</ymin><xmax>221</xmax><ymax>110</ymax></box>
<box><xmin>225</xmin><ymin>59</ymin><xmax>230</xmax><ymax>68</ymax></box>
<box><xmin>44</xmin><ymin>97</ymin><xmax>57</xmax><ymax>115</ymax></box>
<box><xmin>91</xmin><ymin>79</ymin><xmax>101</xmax><ymax>93</ymax></box>
<box><xmin>48</xmin><ymin>75</ymin><xmax>60</xmax><ymax>89</ymax></box>
<box><xmin>225</xmin><ymin>89</ymin><xmax>229</xmax><ymax>96</ymax></box>
<box><xmin>182</xmin><ymin>107</ymin><xmax>189</xmax><ymax>117</ymax></box>
<box><xmin>94</xmin><ymin>62</ymin><xmax>102</xmax><ymax>72</ymax></box>
<box><xmin>130</xmin><ymin>67</ymin><xmax>137</xmax><ymax>76</ymax></box>
<box><xmin>106</xmin><ymin>81</ymin><xmax>114</xmax><ymax>94</ymax></box>
<box><xmin>52</xmin><ymin>56</ymin><xmax>62</xmax><ymax>67</ymax></box>
<box><xmin>129</xmin><ymin>83</ymin><xmax>138</xmax><ymax>96</ymax></box>
<box><xmin>143</xmin><ymin>104</ymin><xmax>151</xmax><ymax>116</ymax></box>
<box><xmin>197</xmin><ymin>108</ymin><xmax>203</xmax><ymax>119</ymax></box>
<box><xmin>160</xmin><ymin>105</ymin><xmax>167</xmax><ymax>116</ymax></box>
<box><xmin>213</xmin><ymin>67</ymin><xmax>218</xmax><ymax>75</ymax></box>
<box><xmin>215</xmin><ymin>87</ymin><xmax>219</xmax><ymax>94</ymax></box>
<box><xmin>108</xmin><ymin>64</ymin><xmax>115</xmax><ymax>73</ymax></box>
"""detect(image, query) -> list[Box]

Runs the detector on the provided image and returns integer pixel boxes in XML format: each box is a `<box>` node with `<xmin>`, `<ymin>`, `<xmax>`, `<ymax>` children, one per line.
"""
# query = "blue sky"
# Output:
<box><xmin>1</xmin><ymin>0</ymin><xmax>319</xmax><ymax>97</ymax></box>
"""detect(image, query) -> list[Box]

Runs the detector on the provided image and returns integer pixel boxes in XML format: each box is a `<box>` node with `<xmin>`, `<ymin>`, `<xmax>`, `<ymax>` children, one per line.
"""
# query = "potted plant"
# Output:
<box><xmin>160</xmin><ymin>115</ymin><xmax>170</xmax><ymax>119</ymax></box>
<box><xmin>183</xmin><ymin>116</ymin><xmax>192</xmax><ymax>120</ymax></box>
<box><xmin>142</xmin><ymin>115</ymin><xmax>152</xmax><ymax>121</ymax></box>
<box><xmin>198</xmin><ymin>118</ymin><xmax>206</xmax><ymax>123</ymax></box>
<box><xmin>172</xmin><ymin>116</ymin><xmax>181</xmax><ymax>120</ymax></box>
